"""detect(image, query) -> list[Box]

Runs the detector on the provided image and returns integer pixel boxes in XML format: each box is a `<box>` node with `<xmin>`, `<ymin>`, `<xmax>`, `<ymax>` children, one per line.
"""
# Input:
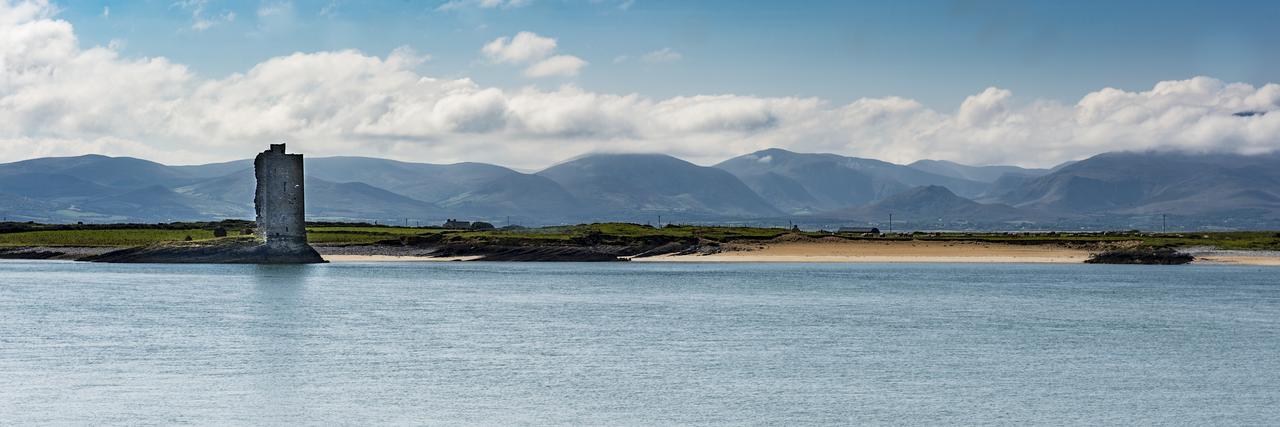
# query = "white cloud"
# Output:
<box><xmin>523</xmin><ymin>55</ymin><xmax>586</xmax><ymax>77</ymax></box>
<box><xmin>437</xmin><ymin>0</ymin><xmax>530</xmax><ymax>12</ymax></box>
<box><xmin>100</xmin><ymin>5</ymin><xmax>107</xmax><ymax>18</ymax></box>
<box><xmin>1</xmin><ymin>0</ymin><xmax>1279</xmax><ymax>170</ymax></box>
<box><xmin>641</xmin><ymin>47</ymin><xmax>681</xmax><ymax>63</ymax></box>
<box><xmin>956</xmin><ymin>87</ymin><xmax>1011</xmax><ymax>126</ymax></box>
<box><xmin>174</xmin><ymin>0</ymin><xmax>235</xmax><ymax>31</ymax></box>
<box><xmin>318</xmin><ymin>0</ymin><xmax>338</xmax><ymax>17</ymax></box>
<box><xmin>482</xmin><ymin>31</ymin><xmax>585</xmax><ymax>79</ymax></box>
<box><xmin>190</xmin><ymin>11</ymin><xmax>233</xmax><ymax>31</ymax></box>
<box><xmin>257</xmin><ymin>1</ymin><xmax>292</xmax><ymax>18</ymax></box>
<box><xmin>481</xmin><ymin>31</ymin><xmax>557</xmax><ymax>64</ymax></box>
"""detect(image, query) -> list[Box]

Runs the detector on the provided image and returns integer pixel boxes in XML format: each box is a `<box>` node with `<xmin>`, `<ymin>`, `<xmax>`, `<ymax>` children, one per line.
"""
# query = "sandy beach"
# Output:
<box><xmin>1192</xmin><ymin>255</ymin><xmax>1280</xmax><ymax>266</ymax></box>
<box><xmin>322</xmin><ymin>255</ymin><xmax>481</xmax><ymax>262</ymax></box>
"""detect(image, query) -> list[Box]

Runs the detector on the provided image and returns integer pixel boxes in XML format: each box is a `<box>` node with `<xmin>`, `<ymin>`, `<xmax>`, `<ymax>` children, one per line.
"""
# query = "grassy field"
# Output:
<box><xmin>0</xmin><ymin>229</ymin><xmax>217</xmax><ymax>247</ymax></box>
<box><xmin>0</xmin><ymin>222</ymin><xmax>1277</xmax><ymax>250</ymax></box>
<box><xmin>304</xmin><ymin>226</ymin><xmax>445</xmax><ymax>244</ymax></box>
<box><xmin>447</xmin><ymin>223</ymin><xmax>819</xmax><ymax>241</ymax></box>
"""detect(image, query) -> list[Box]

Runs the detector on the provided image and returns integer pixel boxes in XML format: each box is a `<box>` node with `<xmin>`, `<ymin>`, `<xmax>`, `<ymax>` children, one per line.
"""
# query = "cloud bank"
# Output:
<box><xmin>1</xmin><ymin>0</ymin><xmax>1278</xmax><ymax>169</ymax></box>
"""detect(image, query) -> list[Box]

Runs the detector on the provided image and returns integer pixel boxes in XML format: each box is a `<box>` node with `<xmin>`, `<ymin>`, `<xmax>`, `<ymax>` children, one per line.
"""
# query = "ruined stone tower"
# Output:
<box><xmin>254</xmin><ymin>143</ymin><xmax>307</xmax><ymax>246</ymax></box>
<box><xmin>89</xmin><ymin>143</ymin><xmax>323</xmax><ymax>263</ymax></box>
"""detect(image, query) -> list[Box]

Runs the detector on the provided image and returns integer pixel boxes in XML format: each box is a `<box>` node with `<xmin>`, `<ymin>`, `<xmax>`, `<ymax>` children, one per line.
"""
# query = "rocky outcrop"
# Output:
<box><xmin>85</xmin><ymin>237</ymin><xmax>323</xmax><ymax>264</ymax></box>
<box><xmin>0</xmin><ymin>246</ymin><xmax>117</xmax><ymax>260</ymax></box>
<box><xmin>323</xmin><ymin>232</ymin><xmax>724</xmax><ymax>262</ymax></box>
<box><xmin>440</xmin><ymin>244</ymin><xmax>624</xmax><ymax>262</ymax></box>
<box><xmin>1084</xmin><ymin>248</ymin><xmax>1194</xmax><ymax>265</ymax></box>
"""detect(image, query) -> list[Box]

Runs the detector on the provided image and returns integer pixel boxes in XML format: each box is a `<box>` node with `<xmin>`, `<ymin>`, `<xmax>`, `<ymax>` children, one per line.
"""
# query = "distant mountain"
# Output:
<box><xmin>0</xmin><ymin>192</ymin><xmax>61</xmax><ymax>221</ymax></box>
<box><xmin>4</xmin><ymin>148</ymin><xmax>1280</xmax><ymax>229</ymax></box>
<box><xmin>174</xmin><ymin>168</ymin><xmax>444</xmax><ymax>221</ymax></box>
<box><xmin>715</xmin><ymin>148</ymin><xmax>989</xmax><ymax>214</ymax></box>
<box><xmin>538</xmin><ymin>153</ymin><xmax>781</xmax><ymax>219</ymax></box>
<box><xmin>304</xmin><ymin>157</ymin><xmax>582</xmax><ymax>219</ymax></box>
<box><xmin>0</xmin><ymin>156</ymin><xmax>242</xmax><ymax>222</ymax></box>
<box><xmin>824</xmin><ymin>185</ymin><xmax>1034</xmax><ymax>227</ymax></box>
<box><xmin>79</xmin><ymin>185</ymin><xmax>247</xmax><ymax>221</ymax></box>
<box><xmin>981</xmin><ymin>173</ymin><xmax>1039</xmax><ymax>202</ymax></box>
<box><xmin>174</xmin><ymin>168</ymin><xmax>256</xmax><ymax>206</ymax></box>
<box><xmin>984</xmin><ymin>151</ymin><xmax>1280</xmax><ymax>221</ymax></box>
<box><xmin>169</xmin><ymin>159</ymin><xmax>253</xmax><ymax>178</ymax></box>
<box><xmin>305</xmin><ymin>157</ymin><xmax>514</xmax><ymax>202</ymax></box>
<box><xmin>0</xmin><ymin>155</ymin><xmax>198</xmax><ymax>189</ymax></box>
<box><xmin>0</xmin><ymin>173</ymin><xmax>114</xmax><ymax>199</ymax></box>
<box><xmin>907</xmin><ymin>159</ymin><xmax>1048</xmax><ymax>183</ymax></box>
<box><xmin>304</xmin><ymin>177</ymin><xmax>445</xmax><ymax>221</ymax></box>
<box><xmin>435</xmin><ymin>173</ymin><xmax>586</xmax><ymax>220</ymax></box>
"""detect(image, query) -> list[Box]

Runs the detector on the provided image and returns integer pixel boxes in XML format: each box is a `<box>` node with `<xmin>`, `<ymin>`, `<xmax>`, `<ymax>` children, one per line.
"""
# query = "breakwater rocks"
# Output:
<box><xmin>1084</xmin><ymin>248</ymin><xmax>1194</xmax><ymax>265</ymax></box>
<box><xmin>85</xmin><ymin>238</ymin><xmax>325</xmax><ymax>264</ymax></box>
<box><xmin>0</xmin><ymin>246</ymin><xmax>117</xmax><ymax>260</ymax></box>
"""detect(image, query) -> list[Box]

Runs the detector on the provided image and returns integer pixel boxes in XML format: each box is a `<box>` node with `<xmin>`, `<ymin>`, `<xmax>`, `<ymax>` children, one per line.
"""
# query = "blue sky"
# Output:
<box><xmin>61</xmin><ymin>0</ymin><xmax>1280</xmax><ymax>109</ymax></box>
<box><xmin>3</xmin><ymin>0</ymin><xmax>1278</xmax><ymax>168</ymax></box>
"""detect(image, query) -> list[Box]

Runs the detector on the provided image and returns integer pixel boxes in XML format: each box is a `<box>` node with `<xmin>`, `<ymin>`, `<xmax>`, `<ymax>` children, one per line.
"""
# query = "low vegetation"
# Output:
<box><xmin>304</xmin><ymin>226</ymin><xmax>445</xmax><ymax>244</ymax></box>
<box><xmin>0</xmin><ymin>221</ymin><xmax>1277</xmax><ymax>251</ymax></box>
<box><xmin>0</xmin><ymin>229</ymin><xmax>217</xmax><ymax>247</ymax></box>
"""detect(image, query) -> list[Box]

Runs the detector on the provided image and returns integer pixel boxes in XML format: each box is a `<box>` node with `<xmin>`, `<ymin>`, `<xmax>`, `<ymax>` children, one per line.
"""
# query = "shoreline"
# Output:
<box><xmin>629</xmin><ymin>254</ymin><xmax>1088</xmax><ymax>264</ymax></box>
<box><xmin>322</xmin><ymin>254</ymin><xmax>482</xmax><ymax>262</ymax></box>
<box><xmin>1192</xmin><ymin>256</ymin><xmax>1280</xmax><ymax>266</ymax></box>
<box><xmin>5</xmin><ymin>241</ymin><xmax>1280</xmax><ymax>265</ymax></box>
<box><xmin>320</xmin><ymin>240</ymin><xmax>1280</xmax><ymax>265</ymax></box>
<box><xmin>637</xmin><ymin>240</ymin><xmax>1094</xmax><ymax>264</ymax></box>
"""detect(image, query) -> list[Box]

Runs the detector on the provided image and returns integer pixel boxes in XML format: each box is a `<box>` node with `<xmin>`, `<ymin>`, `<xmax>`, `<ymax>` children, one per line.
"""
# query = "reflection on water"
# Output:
<box><xmin>246</xmin><ymin>264</ymin><xmax>317</xmax><ymax>413</ymax></box>
<box><xmin>250</xmin><ymin>264</ymin><xmax>317</xmax><ymax>287</ymax></box>
<box><xmin>1</xmin><ymin>261</ymin><xmax>1279</xmax><ymax>424</ymax></box>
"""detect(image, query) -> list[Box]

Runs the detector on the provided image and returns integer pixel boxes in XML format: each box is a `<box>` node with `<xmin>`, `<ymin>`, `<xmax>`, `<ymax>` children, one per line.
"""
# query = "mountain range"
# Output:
<box><xmin>2</xmin><ymin>149</ymin><xmax>1278</xmax><ymax>230</ymax></box>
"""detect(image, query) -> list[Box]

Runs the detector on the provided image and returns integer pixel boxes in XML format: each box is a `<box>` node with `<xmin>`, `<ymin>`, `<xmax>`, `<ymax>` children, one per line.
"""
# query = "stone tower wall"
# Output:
<box><xmin>254</xmin><ymin>144</ymin><xmax>307</xmax><ymax>245</ymax></box>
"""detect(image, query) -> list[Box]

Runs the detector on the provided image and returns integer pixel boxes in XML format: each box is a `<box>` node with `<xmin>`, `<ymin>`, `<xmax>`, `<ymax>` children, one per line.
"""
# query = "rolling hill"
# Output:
<box><xmin>983</xmin><ymin>151</ymin><xmax>1280</xmax><ymax>218</ymax></box>
<box><xmin>823</xmin><ymin>185</ymin><xmax>1037</xmax><ymax>227</ymax></box>
<box><xmin>3</xmin><ymin>149</ymin><xmax>1279</xmax><ymax>229</ymax></box>
<box><xmin>715</xmin><ymin>148</ymin><xmax>990</xmax><ymax>214</ymax></box>
<box><xmin>907</xmin><ymin>159</ymin><xmax>1049</xmax><ymax>183</ymax></box>
<box><xmin>538</xmin><ymin>153</ymin><xmax>782</xmax><ymax>219</ymax></box>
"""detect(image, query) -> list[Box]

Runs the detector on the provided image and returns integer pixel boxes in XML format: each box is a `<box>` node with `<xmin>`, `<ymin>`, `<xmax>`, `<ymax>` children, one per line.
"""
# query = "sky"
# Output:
<box><xmin>2</xmin><ymin>0</ymin><xmax>1279</xmax><ymax>168</ymax></box>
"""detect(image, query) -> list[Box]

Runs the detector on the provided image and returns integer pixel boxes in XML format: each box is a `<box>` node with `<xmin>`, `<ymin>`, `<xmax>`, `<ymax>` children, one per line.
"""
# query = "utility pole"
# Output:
<box><xmin>1162</xmin><ymin>214</ymin><xmax>1167</xmax><ymax>233</ymax></box>
<box><xmin>889</xmin><ymin>213</ymin><xmax>893</xmax><ymax>234</ymax></box>
<box><xmin>658</xmin><ymin>215</ymin><xmax>662</xmax><ymax>227</ymax></box>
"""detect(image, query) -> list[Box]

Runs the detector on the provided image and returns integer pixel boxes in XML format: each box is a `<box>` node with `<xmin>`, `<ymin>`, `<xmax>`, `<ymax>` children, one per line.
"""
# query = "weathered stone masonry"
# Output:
<box><xmin>254</xmin><ymin>143</ymin><xmax>307</xmax><ymax>246</ymax></box>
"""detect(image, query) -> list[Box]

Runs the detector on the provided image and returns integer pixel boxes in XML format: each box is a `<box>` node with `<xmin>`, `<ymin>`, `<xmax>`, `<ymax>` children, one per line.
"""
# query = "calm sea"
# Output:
<box><xmin>1</xmin><ymin>260</ymin><xmax>1278</xmax><ymax>425</ymax></box>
